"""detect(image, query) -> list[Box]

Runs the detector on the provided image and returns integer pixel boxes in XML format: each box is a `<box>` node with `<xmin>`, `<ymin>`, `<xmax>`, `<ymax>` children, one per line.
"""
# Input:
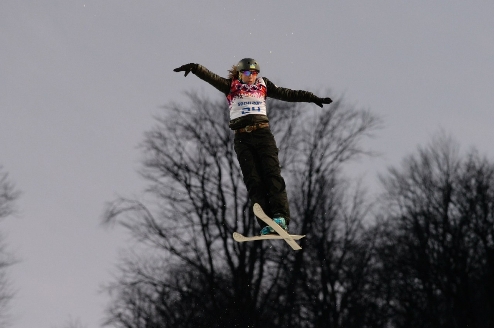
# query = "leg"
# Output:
<box><xmin>234</xmin><ymin>134</ymin><xmax>270</xmax><ymax>228</ymax></box>
<box><xmin>254</xmin><ymin>129</ymin><xmax>291</xmax><ymax>225</ymax></box>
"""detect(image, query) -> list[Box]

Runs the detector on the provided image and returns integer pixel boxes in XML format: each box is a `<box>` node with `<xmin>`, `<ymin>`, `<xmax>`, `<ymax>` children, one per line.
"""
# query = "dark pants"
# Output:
<box><xmin>234</xmin><ymin>127</ymin><xmax>291</xmax><ymax>228</ymax></box>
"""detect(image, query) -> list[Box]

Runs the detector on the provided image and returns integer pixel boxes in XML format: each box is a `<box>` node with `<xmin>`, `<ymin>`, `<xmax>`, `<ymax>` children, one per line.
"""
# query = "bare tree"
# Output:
<box><xmin>0</xmin><ymin>167</ymin><xmax>18</xmax><ymax>219</ymax></box>
<box><xmin>102</xmin><ymin>92</ymin><xmax>382</xmax><ymax>327</ymax></box>
<box><xmin>269</xmin><ymin>100</ymin><xmax>385</xmax><ymax>327</ymax></box>
<box><xmin>376</xmin><ymin>134</ymin><xmax>494</xmax><ymax>328</ymax></box>
<box><xmin>103</xmin><ymin>93</ymin><xmax>293</xmax><ymax>328</ymax></box>
<box><xmin>0</xmin><ymin>167</ymin><xmax>19</xmax><ymax>326</ymax></box>
<box><xmin>52</xmin><ymin>316</ymin><xmax>87</xmax><ymax>328</ymax></box>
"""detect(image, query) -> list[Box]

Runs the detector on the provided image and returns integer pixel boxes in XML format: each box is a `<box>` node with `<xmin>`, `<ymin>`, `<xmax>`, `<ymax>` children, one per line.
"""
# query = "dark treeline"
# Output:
<box><xmin>102</xmin><ymin>93</ymin><xmax>494</xmax><ymax>328</ymax></box>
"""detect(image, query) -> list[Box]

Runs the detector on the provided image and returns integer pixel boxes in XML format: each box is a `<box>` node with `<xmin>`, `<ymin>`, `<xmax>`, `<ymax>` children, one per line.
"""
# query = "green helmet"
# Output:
<box><xmin>237</xmin><ymin>58</ymin><xmax>260</xmax><ymax>72</ymax></box>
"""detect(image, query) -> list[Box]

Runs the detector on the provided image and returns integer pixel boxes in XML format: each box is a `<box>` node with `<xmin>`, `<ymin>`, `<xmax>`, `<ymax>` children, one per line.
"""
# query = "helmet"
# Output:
<box><xmin>237</xmin><ymin>58</ymin><xmax>260</xmax><ymax>72</ymax></box>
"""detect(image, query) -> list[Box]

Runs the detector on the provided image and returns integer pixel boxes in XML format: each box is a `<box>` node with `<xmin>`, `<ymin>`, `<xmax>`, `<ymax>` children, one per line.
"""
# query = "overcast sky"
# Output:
<box><xmin>1</xmin><ymin>1</ymin><xmax>493</xmax><ymax>327</ymax></box>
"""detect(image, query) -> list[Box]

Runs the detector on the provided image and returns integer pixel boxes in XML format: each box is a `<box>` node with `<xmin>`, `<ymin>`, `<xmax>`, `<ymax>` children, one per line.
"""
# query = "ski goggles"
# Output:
<box><xmin>241</xmin><ymin>70</ymin><xmax>259</xmax><ymax>76</ymax></box>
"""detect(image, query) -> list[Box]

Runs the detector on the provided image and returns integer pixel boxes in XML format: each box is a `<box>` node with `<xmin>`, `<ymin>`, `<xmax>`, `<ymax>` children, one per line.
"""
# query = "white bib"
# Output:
<box><xmin>227</xmin><ymin>78</ymin><xmax>267</xmax><ymax>120</ymax></box>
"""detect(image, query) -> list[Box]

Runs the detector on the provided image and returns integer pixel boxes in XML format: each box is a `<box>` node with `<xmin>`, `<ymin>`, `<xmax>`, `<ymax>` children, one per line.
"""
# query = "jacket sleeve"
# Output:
<box><xmin>263</xmin><ymin>77</ymin><xmax>319</xmax><ymax>104</ymax></box>
<box><xmin>192</xmin><ymin>64</ymin><xmax>231</xmax><ymax>95</ymax></box>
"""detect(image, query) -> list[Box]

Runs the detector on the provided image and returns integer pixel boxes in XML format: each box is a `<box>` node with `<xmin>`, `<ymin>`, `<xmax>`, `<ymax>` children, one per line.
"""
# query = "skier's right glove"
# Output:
<box><xmin>173</xmin><ymin>63</ymin><xmax>198</xmax><ymax>77</ymax></box>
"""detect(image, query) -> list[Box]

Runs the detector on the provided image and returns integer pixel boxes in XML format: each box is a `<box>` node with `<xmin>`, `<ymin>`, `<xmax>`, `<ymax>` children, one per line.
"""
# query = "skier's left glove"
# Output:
<box><xmin>313</xmin><ymin>97</ymin><xmax>333</xmax><ymax>108</ymax></box>
<box><xmin>173</xmin><ymin>63</ymin><xmax>198</xmax><ymax>77</ymax></box>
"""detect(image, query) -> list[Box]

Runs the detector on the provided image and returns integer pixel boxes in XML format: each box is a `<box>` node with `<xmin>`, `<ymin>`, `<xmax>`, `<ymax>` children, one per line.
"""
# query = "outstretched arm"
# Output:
<box><xmin>263</xmin><ymin>77</ymin><xmax>332</xmax><ymax>108</ymax></box>
<box><xmin>173</xmin><ymin>63</ymin><xmax>230</xmax><ymax>95</ymax></box>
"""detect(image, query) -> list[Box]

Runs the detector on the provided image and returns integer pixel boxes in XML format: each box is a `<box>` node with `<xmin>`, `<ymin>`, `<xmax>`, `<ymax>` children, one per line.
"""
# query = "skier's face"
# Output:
<box><xmin>240</xmin><ymin>70</ymin><xmax>258</xmax><ymax>85</ymax></box>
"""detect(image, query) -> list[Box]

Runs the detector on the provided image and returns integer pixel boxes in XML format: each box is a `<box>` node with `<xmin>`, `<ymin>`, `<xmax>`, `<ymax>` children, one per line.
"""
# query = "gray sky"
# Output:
<box><xmin>1</xmin><ymin>1</ymin><xmax>493</xmax><ymax>327</ymax></box>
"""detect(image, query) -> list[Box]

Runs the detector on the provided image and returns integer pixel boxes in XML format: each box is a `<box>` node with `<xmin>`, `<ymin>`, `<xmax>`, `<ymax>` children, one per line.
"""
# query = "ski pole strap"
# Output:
<box><xmin>234</xmin><ymin>122</ymin><xmax>270</xmax><ymax>134</ymax></box>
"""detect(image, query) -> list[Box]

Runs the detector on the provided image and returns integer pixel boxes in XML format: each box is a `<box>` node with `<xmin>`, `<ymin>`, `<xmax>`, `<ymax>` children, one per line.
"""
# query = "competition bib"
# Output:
<box><xmin>227</xmin><ymin>78</ymin><xmax>267</xmax><ymax>120</ymax></box>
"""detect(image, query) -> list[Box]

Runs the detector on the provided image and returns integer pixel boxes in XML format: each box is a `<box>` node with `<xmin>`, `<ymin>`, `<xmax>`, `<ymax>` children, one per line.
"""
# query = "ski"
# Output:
<box><xmin>233</xmin><ymin>232</ymin><xmax>306</xmax><ymax>242</ymax></box>
<box><xmin>253</xmin><ymin>203</ymin><xmax>303</xmax><ymax>250</ymax></box>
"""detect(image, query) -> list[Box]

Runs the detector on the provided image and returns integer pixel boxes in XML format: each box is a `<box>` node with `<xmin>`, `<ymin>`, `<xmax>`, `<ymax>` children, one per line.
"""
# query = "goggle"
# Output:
<box><xmin>241</xmin><ymin>70</ymin><xmax>259</xmax><ymax>76</ymax></box>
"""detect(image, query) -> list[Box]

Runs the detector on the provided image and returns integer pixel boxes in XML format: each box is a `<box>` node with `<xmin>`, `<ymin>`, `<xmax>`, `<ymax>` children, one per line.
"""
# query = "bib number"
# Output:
<box><xmin>242</xmin><ymin>106</ymin><xmax>262</xmax><ymax>115</ymax></box>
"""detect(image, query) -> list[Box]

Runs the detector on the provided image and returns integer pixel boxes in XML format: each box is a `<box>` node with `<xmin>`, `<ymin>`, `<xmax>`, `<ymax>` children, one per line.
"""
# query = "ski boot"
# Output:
<box><xmin>260</xmin><ymin>217</ymin><xmax>288</xmax><ymax>235</ymax></box>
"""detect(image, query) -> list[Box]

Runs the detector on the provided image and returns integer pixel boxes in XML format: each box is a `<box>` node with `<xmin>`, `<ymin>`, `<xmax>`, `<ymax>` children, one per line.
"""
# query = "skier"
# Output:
<box><xmin>173</xmin><ymin>58</ymin><xmax>332</xmax><ymax>235</ymax></box>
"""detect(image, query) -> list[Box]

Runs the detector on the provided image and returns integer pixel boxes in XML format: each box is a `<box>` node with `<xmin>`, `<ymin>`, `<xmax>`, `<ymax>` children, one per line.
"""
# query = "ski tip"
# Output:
<box><xmin>253</xmin><ymin>203</ymin><xmax>264</xmax><ymax>215</ymax></box>
<box><xmin>232</xmin><ymin>233</ymin><xmax>242</xmax><ymax>242</ymax></box>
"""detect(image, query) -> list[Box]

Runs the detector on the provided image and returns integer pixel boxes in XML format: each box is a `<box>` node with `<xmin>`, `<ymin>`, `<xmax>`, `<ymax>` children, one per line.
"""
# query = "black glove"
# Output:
<box><xmin>314</xmin><ymin>97</ymin><xmax>333</xmax><ymax>108</ymax></box>
<box><xmin>173</xmin><ymin>63</ymin><xmax>197</xmax><ymax>77</ymax></box>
